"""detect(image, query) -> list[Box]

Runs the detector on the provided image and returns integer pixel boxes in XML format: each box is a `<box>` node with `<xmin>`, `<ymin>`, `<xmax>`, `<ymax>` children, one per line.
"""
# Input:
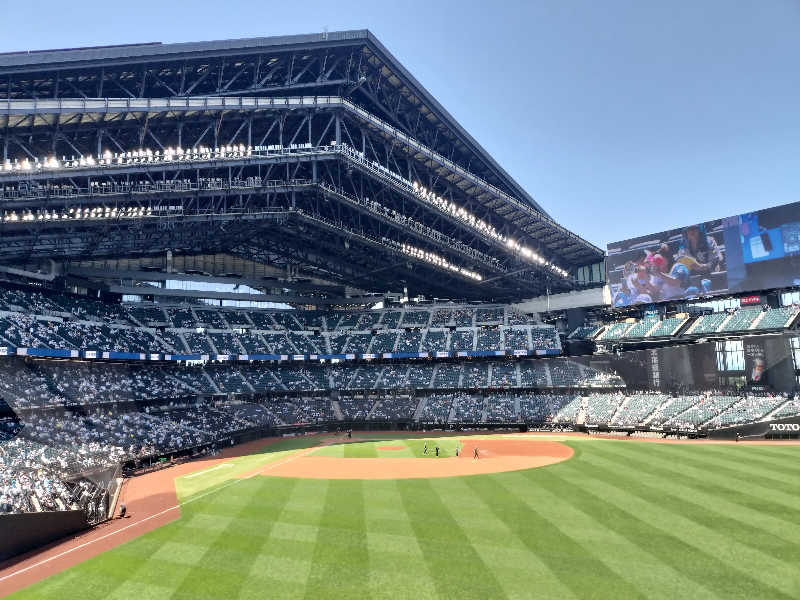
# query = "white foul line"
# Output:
<box><xmin>182</xmin><ymin>463</ymin><xmax>234</xmax><ymax>479</ymax></box>
<box><xmin>0</xmin><ymin>444</ymin><xmax>319</xmax><ymax>585</ymax></box>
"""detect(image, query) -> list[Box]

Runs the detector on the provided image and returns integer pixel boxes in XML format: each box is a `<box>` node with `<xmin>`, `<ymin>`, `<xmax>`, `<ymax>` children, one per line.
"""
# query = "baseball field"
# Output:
<box><xmin>3</xmin><ymin>433</ymin><xmax>800</xmax><ymax>599</ymax></box>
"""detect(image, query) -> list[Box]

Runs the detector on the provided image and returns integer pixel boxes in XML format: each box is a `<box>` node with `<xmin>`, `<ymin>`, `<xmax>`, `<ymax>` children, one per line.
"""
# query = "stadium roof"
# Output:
<box><xmin>0</xmin><ymin>30</ymin><xmax>552</xmax><ymax>216</ymax></box>
<box><xmin>0</xmin><ymin>30</ymin><xmax>603</xmax><ymax>303</ymax></box>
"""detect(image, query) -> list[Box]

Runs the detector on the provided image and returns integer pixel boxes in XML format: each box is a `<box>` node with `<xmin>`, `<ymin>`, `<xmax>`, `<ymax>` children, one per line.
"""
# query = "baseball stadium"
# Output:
<box><xmin>0</xmin><ymin>29</ymin><xmax>798</xmax><ymax>599</ymax></box>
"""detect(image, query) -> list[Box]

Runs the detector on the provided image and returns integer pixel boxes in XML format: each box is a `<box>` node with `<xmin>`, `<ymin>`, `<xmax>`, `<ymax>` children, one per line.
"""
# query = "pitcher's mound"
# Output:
<box><xmin>377</xmin><ymin>445</ymin><xmax>408</xmax><ymax>451</ymax></box>
<box><xmin>259</xmin><ymin>439</ymin><xmax>572</xmax><ymax>480</ymax></box>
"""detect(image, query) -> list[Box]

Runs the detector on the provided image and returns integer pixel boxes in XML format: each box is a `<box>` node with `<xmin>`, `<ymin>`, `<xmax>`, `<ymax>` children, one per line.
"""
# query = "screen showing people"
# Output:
<box><xmin>607</xmin><ymin>200</ymin><xmax>800</xmax><ymax>307</ymax></box>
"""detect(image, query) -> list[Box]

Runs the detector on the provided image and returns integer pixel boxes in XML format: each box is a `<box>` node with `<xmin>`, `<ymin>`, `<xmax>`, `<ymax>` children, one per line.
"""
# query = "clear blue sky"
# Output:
<box><xmin>2</xmin><ymin>0</ymin><xmax>798</xmax><ymax>248</ymax></box>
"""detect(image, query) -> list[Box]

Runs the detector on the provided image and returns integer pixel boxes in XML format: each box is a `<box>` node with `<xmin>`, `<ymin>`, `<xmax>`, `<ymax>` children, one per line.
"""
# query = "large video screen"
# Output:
<box><xmin>566</xmin><ymin>338</ymin><xmax>796</xmax><ymax>394</ymax></box>
<box><xmin>606</xmin><ymin>200</ymin><xmax>800</xmax><ymax>307</ymax></box>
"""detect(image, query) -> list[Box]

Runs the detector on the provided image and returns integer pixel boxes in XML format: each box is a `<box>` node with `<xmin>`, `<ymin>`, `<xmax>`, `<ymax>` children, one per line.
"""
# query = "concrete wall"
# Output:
<box><xmin>514</xmin><ymin>286</ymin><xmax>609</xmax><ymax>315</ymax></box>
<box><xmin>0</xmin><ymin>510</ymin><xmax>88</xmax><ymax>561</ymax></box>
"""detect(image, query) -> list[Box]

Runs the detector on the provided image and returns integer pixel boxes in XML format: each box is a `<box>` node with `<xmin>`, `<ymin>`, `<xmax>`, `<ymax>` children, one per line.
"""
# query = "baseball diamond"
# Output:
<box><xmin>2</xmin><ymin>433</ymin><xmax>800</xmax><ymax>599</ymax></box>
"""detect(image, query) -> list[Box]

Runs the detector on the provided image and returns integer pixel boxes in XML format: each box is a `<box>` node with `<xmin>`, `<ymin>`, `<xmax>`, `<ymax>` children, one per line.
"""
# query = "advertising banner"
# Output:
<box><xmin>744</xmin><ymin>339</ymin><xmax>767</xmax><ymax>383</ymax></box>
<box><xmin>708</xmin><ymin>416</ymin><xmax>800</xmax><ymax>440</ymax></box>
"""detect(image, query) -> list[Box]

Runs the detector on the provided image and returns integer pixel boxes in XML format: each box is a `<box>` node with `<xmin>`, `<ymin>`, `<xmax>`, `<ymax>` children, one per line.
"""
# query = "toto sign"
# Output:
<box><xmin>710</xmin><ymin>417</ymin><xmax>800</xmax><ymax>440</ymax></box>
<box><xmin>769</xmin><ymin>423</ymin><xmax>800</xmax><ymax>432</ymax></box>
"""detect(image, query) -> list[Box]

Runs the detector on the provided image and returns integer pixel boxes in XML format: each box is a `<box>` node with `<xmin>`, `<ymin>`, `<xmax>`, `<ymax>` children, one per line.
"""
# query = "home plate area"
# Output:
<box><xmin>253</xmin><ymin>439</ymin><xmax>574</xmax><ymax>480</ymax></box>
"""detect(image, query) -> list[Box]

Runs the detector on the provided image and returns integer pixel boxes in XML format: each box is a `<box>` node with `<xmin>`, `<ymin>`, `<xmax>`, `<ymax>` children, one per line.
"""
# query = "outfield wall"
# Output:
<box><xmin>0</xmin><ymin>510</ymin><xmax>89</xmax><ymax>562</ymax></box>
<box><xmin>707</xmin><ymin>416</ymin><xmax>800</xmax><ymax>440</ymax></box>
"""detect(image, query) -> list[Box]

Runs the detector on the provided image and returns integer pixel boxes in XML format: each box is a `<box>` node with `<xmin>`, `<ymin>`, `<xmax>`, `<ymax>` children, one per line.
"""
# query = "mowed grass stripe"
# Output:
<box><xmin>167</xmin><ymin>478</ymin><xmax>298</xmax><ymax>599</ymax></box>
<box><xmin>583</xmin><ymin>446</ymin><xmax>800</xmax><ymax>572</ymax></box>
<box><xmin>676</xmin><ymin>444</ymin><xmax>800</xmax><ymax>473</ymax></box>
<box><xmin>728</xmin><ymin>445</ymin><xmax>800</xmax><ymax>462</ymax></box>
<box><xmin>164</xmin><ymin>478</ymin><xmax>262</xmax><ymax>600</ymax></box>
<box><xmin>26</xmin><ymin>538</ymin><xmax>174</xmax><ymax>600</ymax></box>
<box><xmin>693</xmin><ymin>444</ymin><xmax>800</xmax><ymax>474</ymax></box>
<box><xmin>304</xmin><ymin>480</ymin><xmax>369</xmax><ymax>597</ymax></box>
<box><xmin>344</xmin><ymin>442</ymin><xmax>378</xmax><ymax>458</ymax></box>
<box><xmin>542</xmin><ymin>466</ymin><xmax>789</xmax><ymax>595</ymax></box>
<box><xmin>466</xmin><ymin>472</ymin><xmax>649</xmax><ymax>600</ymax></box>
<box><xmin>397</xmin><ymin>478</ymin><xmax>507</xmax><ymax>599</ymax></box>
<box><xmin>551</xmin><ymin>452</ymin><xmax>799</xmax><ymax>599</ymax></box>
<box><xmin>434</xmin><ymin>476</ymin><xmax>580</xmax><ymax>600</ymax></box>
<box><xmin>524</xmin><ymin>465</ymin><xmax>744</xmax><ymax>599</ymax></box>
<box><xmin>240</xmin><ymin>478</ymin><xmax>328</xmax><ymax>599</ymax></box>
<box><xmin>364</xmin><ymin>479</ymin><xmax>440</xmax><ymax>599</ymax></box>
<box><xmin>107</xmin><ymin>524</ymin><xmax>213</xmax><ymax>595</ymax></box>
<box><xmin>660</xmin><ymin>444</ymin><xmax>800</xmax><ymax>488</ymax></box>
<box><xmin>611</xmin><ymin>442</ymin><xmax>800</xmax><ymax>509</ymax></box>
<box><xmin>591</xmin><ymin>442</ymin><xmax>800</xmax><ymax>545</ymax></box>
<box><xmin>616</xmin><ymin>443</ymin><xmax>800</xmax><ymax>513</ymax></box>
<box><xmin>497</xmin><ymin>469</ymin><xmax>719</xmax><ymax>600</ymax></box>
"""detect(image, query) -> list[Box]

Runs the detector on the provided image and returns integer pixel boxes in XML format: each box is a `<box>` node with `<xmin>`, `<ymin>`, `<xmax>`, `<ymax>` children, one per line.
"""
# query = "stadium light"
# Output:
<box><xmin>0</xmin><ymin>141</ymin><xmax>569</xmax><ymax>279</ymax></box>
<box><xmin>412</xmin><ymin>180</ymin><xmax>568</xmax><ymax>278</ymax></box>
<box><xmin>399</xmin><ymin>242</ymin><xmax>482</xmax><ymax>281</ymax></box>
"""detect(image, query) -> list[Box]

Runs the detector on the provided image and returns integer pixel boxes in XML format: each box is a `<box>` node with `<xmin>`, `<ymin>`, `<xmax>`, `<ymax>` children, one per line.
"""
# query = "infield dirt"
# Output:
<box><xmin>251</xmin><ymin>439</ymin><xmax>573</xmax><ymax>480</ymax></box>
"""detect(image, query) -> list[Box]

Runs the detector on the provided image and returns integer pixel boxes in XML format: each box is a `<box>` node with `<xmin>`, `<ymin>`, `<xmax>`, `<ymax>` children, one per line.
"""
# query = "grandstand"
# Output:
<box><xmin>583</xmin><ymin>304</ymin><xmax>799</xmax><ymax>344</ymax></box>
<box><xmin>1</xmin><ymin>259</ymin><xmax>799</xmax><ymax>540</ymax></box>
<box><xmin>0</xmin><ymin>283</ymin><xmax>565</xmax><ymax>358</ymax></box>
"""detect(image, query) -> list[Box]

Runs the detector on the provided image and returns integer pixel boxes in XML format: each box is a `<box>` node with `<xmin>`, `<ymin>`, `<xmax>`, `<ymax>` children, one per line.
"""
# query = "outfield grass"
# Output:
<box><xmin>310</xmin><ymin>438</ymin><xmax>461</xmax><ymax>458</ymax></box>
<box><xmin>174</xmin><ymin>437</ymin><xmax>318</xmax><ymax>500</ymax></box>
<box><xmin>10</xmin><ymin>438</ymin><xmax>800</xmax><ymax>599</ymax></box>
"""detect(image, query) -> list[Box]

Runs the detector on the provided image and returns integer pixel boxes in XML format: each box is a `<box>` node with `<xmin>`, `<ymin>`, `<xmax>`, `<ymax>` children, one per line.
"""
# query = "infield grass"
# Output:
<box><xmin>310</xmin><ymin>437</ymin><xmax>462</xmax><ymax>458</ymax></box>
<box><xmin>9</xmin><ymin>437</ymin><xmax>800</xmax><ymax>600</ymax></box>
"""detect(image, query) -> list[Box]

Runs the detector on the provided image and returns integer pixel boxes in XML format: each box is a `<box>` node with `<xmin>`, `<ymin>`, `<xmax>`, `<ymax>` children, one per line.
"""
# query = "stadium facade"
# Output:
<box><xmin>0</xmin><ymin>31</ymin><xmax>798</xmax><ymax>557</ymax></box>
